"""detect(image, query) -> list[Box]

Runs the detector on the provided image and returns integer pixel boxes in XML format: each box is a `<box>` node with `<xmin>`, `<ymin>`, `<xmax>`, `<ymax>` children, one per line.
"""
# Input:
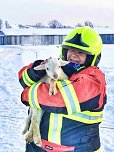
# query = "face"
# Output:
<box><xmin>67</xmin><ymin>49</ymin><xmax>86</xmax><ymax>64</ymax></box>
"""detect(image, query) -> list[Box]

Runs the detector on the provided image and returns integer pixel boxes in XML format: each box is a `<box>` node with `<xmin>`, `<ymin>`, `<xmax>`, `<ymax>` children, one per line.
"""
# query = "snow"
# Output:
<box><xmin>2</xmin><ymin>27</ymin><xmax>114</xmax><ymax>36</ymax></box>
<box><xmin>2</xmin><ymin>28</ymin><xmax>73</xmax><ymax>36</ymax></box>
<box><xmin>0</xmin><ymin>44</ymin><xmax>114</xmax><ymax>152</ymax></box>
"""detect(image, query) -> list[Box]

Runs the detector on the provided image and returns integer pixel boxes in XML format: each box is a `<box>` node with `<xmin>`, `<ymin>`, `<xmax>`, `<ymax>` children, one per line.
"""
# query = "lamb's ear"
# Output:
<box><xmin>59</xmin><ymin>59</ymin><xmax>69</xmax><ymax>66</ymax></box>
<box><xmin>34</xmin><ymin>64</ymin><xmax>46</xmax><ymax>70</ymax></box>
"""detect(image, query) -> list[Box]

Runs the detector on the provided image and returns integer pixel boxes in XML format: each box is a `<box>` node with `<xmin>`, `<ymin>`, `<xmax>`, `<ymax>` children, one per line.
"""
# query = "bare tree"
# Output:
<box><xmin>84</xmin><ymin>21</ymin><xmax>94</xmax><ymax>28</ymax></box>
<box><xmin>0</xmin><ymin>19</ymin><xmax>3</xmax><ymax>30</ymax></box>
<box><xmin>48</xmin><ymin>20</ymin><xmax>63</xmax><ymax>28</ymax></box>
<box><xmin>5</xmin><ymin>21</ymin><xmax>11</xmax><ymax>29</ymax></box>
<box><xmin>63</xmin><ymin>25</ymin><xmax>72</xmax><ymax>28</ymax></box>
<box><xmin>75</xmin><ymin>23</ymin><xmax>83</xmax><ymax>27</ymax></box>
<box><xmin>35</xmin><ymin>23</ymin><xmax>44</xmax><ymax>28</ymax></box>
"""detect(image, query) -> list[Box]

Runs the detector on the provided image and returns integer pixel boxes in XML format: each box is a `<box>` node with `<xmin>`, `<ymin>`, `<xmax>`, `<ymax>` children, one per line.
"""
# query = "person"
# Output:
<box><xmin>18</xmin><ymin>26</ymin><xmax>107</xmax><ymax>152</ymax></box>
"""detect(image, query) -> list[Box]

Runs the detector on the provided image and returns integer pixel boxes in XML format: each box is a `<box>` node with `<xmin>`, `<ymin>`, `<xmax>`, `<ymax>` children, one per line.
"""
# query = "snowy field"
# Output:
<box><xmin>0</xmin><ymin>44</ymin><xmax>114</xmax><ymax>152</ymax></box>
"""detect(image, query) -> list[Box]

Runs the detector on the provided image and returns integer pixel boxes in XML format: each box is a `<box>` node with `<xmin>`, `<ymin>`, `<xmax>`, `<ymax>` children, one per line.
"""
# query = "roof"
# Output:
<box><xmin>1</xmin><ymin>27</ymin><xmax>114</xmax><ymax>36</ymax></box>
<box><xmin>94</xmin><ymin>27</ymin><xmax>114</xmax><ymax>34</ymax></box>
<box><xmin>0</xmin><ymin>31</ymin><xmax>5</xmax><ymax>36</ymax></box>
<box><xmin>2</xmin><ymin>28</ymin><xmax>72</xmax><ymax>36</ymax></box>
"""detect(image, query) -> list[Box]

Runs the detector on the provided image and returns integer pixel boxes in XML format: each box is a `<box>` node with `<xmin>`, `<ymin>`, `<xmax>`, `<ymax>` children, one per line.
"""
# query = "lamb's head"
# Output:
<box><xmin>34</xmin><ymin>58</ymin><xmax>69</xmax><ymax>80</ymax></box>
<box><xmin>45</xmin><ymin>58</ymin><xmax>69</xmax><ymax>80</ymax></box>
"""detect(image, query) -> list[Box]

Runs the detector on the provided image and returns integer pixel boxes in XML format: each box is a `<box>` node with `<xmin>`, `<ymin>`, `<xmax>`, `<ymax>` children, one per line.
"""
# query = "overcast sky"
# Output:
<box><xmin>0</xmin><ymin>0</ymin><xmax>114</xmax><ymax>27</ymax></box>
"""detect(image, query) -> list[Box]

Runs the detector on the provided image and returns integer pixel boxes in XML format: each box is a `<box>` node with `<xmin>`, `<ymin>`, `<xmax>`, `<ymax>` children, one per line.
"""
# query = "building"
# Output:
<box><xmin>95</xmin><ymin>27</ymin><xmax>114</xmax><ymax>44</ymax></box>
<box><xmin>0</xmin><ymin>28</ymin><xmax>72</xmax><ymax>45</ymax></box>
<box><xmin>0</xmin><ymin>27</ymin><xmax>114</xmax><ymax>45</ymax></box>
<box><xmin>0</xmin><ymin>31</ymin><xmax>5</xmax><ymax>45</ymax></box>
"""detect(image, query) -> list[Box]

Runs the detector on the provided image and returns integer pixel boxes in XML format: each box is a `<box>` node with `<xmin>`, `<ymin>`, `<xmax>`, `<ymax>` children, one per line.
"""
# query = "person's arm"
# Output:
<box><xmin>18</xmin><ymin>60</ymin><xmax>46</xmax><ymax>88</ymax></box>
<box><xmin>21</xmin><ymin>67</ymin><xmax>107</xmax><ymax>114</ymax></box>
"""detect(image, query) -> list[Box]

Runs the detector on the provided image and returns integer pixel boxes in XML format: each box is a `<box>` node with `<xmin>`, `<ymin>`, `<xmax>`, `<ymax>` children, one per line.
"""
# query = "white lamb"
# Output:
<box><xmin>22</xmin><ymin>57</ymin><xmax>69</xmax><ymax>146</ymax></box>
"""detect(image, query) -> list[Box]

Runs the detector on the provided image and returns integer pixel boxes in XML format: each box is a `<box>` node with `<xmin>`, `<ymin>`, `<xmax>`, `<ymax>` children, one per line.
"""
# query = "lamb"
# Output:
<box><xmin>22</xmin><ymin>57</ymin><xmax>69</xmax><ymax>146</ymax></box>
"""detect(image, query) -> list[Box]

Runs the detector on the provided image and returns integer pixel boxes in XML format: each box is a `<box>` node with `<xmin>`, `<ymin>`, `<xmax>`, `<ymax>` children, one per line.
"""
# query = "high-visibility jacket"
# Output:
<box><xmin>18</xmin><ymin>62</ymin><xmax>107</xmax><ymax>152</ymax></box>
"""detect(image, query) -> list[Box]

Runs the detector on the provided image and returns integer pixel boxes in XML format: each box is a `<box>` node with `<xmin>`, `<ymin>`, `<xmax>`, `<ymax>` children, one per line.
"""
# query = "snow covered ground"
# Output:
<box><xmin>0</xmin><ymin>44</ymin><xmax>114</xmax><ymax>152</ymax></box>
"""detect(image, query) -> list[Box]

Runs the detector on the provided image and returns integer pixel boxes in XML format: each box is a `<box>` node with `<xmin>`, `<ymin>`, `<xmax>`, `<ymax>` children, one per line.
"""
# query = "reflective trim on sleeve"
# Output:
<box><xmin>48</xmin><ymin>113</ymin><xmax>62</xmax><ymax>144</ymax></box>
<box><xmin>62</xmin><ymin>111</ymin><xmax>103</xmax><ymax>124</ymax></box>
<box><xmin>57</xmin><ymin>79</ymin><xmax>81</xmax><ymax>115</ymax></box>
<box><xmin>22</xmin><ymin>68</ymin><xmax>36</xmax><ymax>86</ymax></box>
<box><xmin>28</xmin><ymin>83</ymin><xmax>42</xmax><ymax>109</ymax></box>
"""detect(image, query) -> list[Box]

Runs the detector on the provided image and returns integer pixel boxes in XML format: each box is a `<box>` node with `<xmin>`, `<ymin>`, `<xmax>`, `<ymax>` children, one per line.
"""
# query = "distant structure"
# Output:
<box><xmin>0</xmin><ymin>31</ymin><xmax>5</xmax><ymax>45</ymax></box>
<box><xmin>96</xmin><ymin>27</ymin><xmax>114</xmax><ymax>44</ymax></box>
<box><xmin>0</xmin><ymin>28</ymin><xmax>114</xmax><ymax>45</ymax></box>
<box><xmin>0</xmin><ymin>29</ymin><xmax>71</xmax><ymax>45</ymax></box>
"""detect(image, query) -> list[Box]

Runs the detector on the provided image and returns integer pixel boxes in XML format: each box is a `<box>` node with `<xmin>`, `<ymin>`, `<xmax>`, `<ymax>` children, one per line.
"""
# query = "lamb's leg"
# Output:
<box><xmin>32</xmin><ymin>108</ymin><xmax>44</xmax><ymax>146</ymax></box>
<box><xmin>49</xmin><ymin>79</ymin><xmax>57</xmax><ymax>95</ymax></box>
<box><xmin>25</xmin><ymin>107</ymin><xmax>44</xmax><ymax>146</ymax></box>
<box><xmin>25</xmin><ymin>119</ymin><xmax>33</xmax><ymax>144</ymax></box>
<box><xmin>22</xmin><ymin>108</ymin><xmax>32</xmax><ymax>135</ymax></box>
<box><xmin>25</xmin><ymin>108</ymin><xmax>34</xmax><ymax>143</ymax></box>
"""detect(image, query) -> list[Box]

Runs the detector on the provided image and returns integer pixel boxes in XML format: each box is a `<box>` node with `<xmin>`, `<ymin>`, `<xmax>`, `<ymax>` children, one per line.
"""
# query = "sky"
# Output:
<box><xmin>0</xmin><ymin>0</ymin><xmax>114</xmax><ymax>27</ymax></box>
<box><xmin>0</xmin><ymin>44</ymin><xmax>114</xmax><ymax>152</ymax></box>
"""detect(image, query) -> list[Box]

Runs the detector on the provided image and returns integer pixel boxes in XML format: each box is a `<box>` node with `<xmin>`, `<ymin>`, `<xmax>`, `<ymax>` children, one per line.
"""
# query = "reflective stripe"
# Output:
<box><xmin>57</xmin><ymin>80</ymin><xmax>81</xmax><ymax>115</ymax></box>
<box><xmin>22</xmin><ymin>68</ymin><xmax>36</xmax><ymax>86</ymax></box>
<box><xmin>28</xmin><ymin>83</ymin><xmax>42</xmax><ymax>109</ymax></box>
<box><xmin>28</xmin><ymin>85</ymin><xmax>34</xmax><ymax>107</ymax></box>
<box><xmin>48</xmin><ymin>113</ymin><xmax>62</xmax><ymax>144</ymax></box>
<box><xmin>62</xmin><ymin>111</ymin><xmax>103</xmax><ymax>124</ymax></box>
<box><xmin>57</xmin><ymin>79</ymin><xmax>103</xmax><ymax>123</ymax></box>
<box><xmin>95</xmin><ymin>147</ymin><xmax>101</xmax><ymax>152</ymax></box>
<box><xmin>77</xmin><ymin>65</ymin><xmax>85</xmax><ymax>71</ymax></box>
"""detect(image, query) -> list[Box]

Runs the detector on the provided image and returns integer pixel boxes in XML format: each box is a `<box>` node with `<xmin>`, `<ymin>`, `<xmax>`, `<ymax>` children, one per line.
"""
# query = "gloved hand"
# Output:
<box><xmin>32</xmin><ymin>60</ymin><xmax>46</xmax><ymax>75</ymax></box>
<box><xmin>27</xmin><ymin>60</ymin><xmax>46</xmax><ymax>82</ymax></box>
<box><xmin>61</xmin><ymin>62</ymin><xmax>80</xmax><ymax>78</ymax></box>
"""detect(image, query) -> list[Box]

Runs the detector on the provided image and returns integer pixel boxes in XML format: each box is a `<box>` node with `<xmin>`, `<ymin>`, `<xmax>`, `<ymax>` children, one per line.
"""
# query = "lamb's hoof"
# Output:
<box><xmin>22</xmin><ymin>129</ymin><xmax>27</xmax><ymax>135</ymax></box>
<box><xmin>34</xmin><ymin>139</ymin><xmax>42</xmax><ymax>147</ymax></box>
<box><xmin>49</xmin><ymin>90</ymin><xmax>57</xmax><ymax>96</ymax></box>
<box><xmin>50</xmin><ymin>92</ymin><xmax>54</xmax><ymax>96</ymax></box>
<box><xmin>25</xmin><ymin>133</ymin><xmax>33</xmax><ymax>144</ymax></box>
<box><xmin>33</xmin><ymin>135</ymin><xmax>42</xmax><ymax>146</ymax></box>
<box><xmin>49</xmin><ymin>91</ymin><xmax>53</xmax><ymax>96</ymax></box>
<box><xmin>26</xmin><ymin>138</ymin><xmax>33</xmax><ymax>144</ymax></box>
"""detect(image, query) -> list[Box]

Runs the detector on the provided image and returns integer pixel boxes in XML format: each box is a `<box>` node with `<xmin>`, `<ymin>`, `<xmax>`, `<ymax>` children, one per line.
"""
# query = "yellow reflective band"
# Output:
<box><xmin>77</xmin><ymin>66</ymin><xmax>85</xmax><ymax>71</ymax></box>
<box><xmin>95</xmin><ymin>147</ymin><xmax>101</xmax><ymax>152</ymax></box>
<box><xmin>57</xmin><ymin>80</ymin><xmax>81</xmax><ymax>115</ymax></box>
<box><xmin>48</xmin><ymin>113</ymin><xmax>62</xmax><ymax>144</ymax></box>
<box><xmin>22</xmin><ymin>68</ymin><xmax>36</xmax><ymax>86</ymax></box>
<box><xmin>56</xmin><ymin>114</ymin><xmax>62</xmax><ymax>144</ymax></box>
<box><xmin>62</xmin><ymin>111</ymin><xmax>103</xmax><ymax>124</ymax></box>
<box><xmin>82</xmin><ymin>110</ymin><xmax>103</xmax><ymax>116</ymax></box>
<box><xmin>28</xmin><ymin>83</ymin><xmax>42</xmax><ymax>109</ymax></box>
<box><xmin>57</xmin><ymin>81</ymin><xmax>72</xmax><ymax>114</ymax></box>
<box><xmin>34</xmin><ymin>83</ymin><xmax>42</xmax><ymax>109</ymax></box>
<box><xmin>28</xmin><ymin>86</ymin><xmax>34</xmax><ymax>107</ymax></box>
<box><xmin>48</xmin><ymin>113</ymin><xmax>54</xmax><ymax>142</ymax></box>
